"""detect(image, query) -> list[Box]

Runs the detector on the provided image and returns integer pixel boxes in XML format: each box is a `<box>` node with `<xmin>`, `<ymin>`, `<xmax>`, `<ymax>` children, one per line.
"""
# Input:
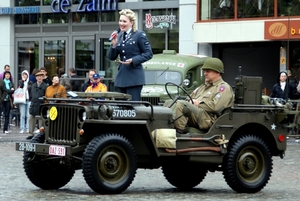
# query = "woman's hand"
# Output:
<box><xmin>120</xmin><ymin>59</ymin><xmax>132</xmax><ymax>65</ymax></box>
<box><xmin>111</xmin><ymin>37</ymin><xmax>118</xmax><ymax>48</ymax></box>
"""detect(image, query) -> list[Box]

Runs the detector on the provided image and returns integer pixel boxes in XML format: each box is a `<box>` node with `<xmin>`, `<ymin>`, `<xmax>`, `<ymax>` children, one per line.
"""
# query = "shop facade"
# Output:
<box><xmin>0</xmin><ymin>0</ymin><xmax>197</xmax><ymax>90</ymax></box>
<box><xmin>194</xmin><ymin>0</ymin><xmax>300</xmax><ymax>93</ymax></box>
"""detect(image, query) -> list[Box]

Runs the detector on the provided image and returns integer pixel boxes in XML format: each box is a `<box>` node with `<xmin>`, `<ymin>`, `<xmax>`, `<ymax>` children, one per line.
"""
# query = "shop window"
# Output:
<box><xmin>43</xmin><ymin>0</ymin><xmax>52</xmax><ymax>5</ymax></box>
<box><xmin>75</xmin><ymin>40</ymin><xmax>95</xmax><ymax>77</ymax></box>
<box><xmin>278</xmin><ymin>0</ymin><xmax>300</xmax><ymax>16</ymax></box>
<box><xmin>44</xmin><ymin>40</ymin><xmax>66</xmax><ymax>77</ymax></box>
<box><xmin>143</xmin><ymin>9</ymin><xmax>179</xmax><ymax>54</ymax></box>
<box><xmin>211</xmin><ymin>0</ymin><xmax>234</xmax><ymax>19</ymax></box>
<box><xmin>238</xmin><ymin>0</ymin><xmax>274</xmax><ymax>18</ymax></box>
<box><xmin>73</xmin><ymin>13</ymin><xmax>99</xmax><ymax>23</ymax></box>
<box><xmin>17</xmin><ymin>41</ymin><xmax>39</xmax><ymax>81</ymax></box>
<box><xmin>100</xmin><ymin>11</ymin><xmax>118</xmax><ymax>22</ymax></box>
<box><xmin>16</xmin><ymin>0</ymin><xmax>40</xmax><ymax>6</ymax></box>
<box><xmin>43</xmin><ymin>13</ymin><xmax>69</xmax><ymax>24</ymax></box>
<box><xmin>15</xmin><ymin>14</ymin><xmax>40</xmax><ymax>24</ymax></box>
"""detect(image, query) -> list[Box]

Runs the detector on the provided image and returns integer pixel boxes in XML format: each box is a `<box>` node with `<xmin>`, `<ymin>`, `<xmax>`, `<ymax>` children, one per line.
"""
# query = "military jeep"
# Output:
<box><xmin>16</xmin><ymin>76</ymin><xmax>289</xmax><ymax>194</ymax></box>
<box><xmin>141</xmin><ymin>50</ymin><xmax>208</xmax><ymax>105</ymax></box>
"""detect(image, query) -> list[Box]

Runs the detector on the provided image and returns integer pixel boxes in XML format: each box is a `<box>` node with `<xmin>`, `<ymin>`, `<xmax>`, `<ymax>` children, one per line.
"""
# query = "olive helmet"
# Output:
<box><xmin>201</xmin><ymin>58</ymin><xmax>224</xmax><ymax>74</ymax></box>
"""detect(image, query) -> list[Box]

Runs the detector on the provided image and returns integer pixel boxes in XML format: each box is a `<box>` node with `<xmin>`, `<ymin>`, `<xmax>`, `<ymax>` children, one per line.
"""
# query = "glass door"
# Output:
<box><xmin>72</xmin><ymin>37</ymin><xmax>95</xmax><ymax>78</ymax></box>
<box><xmin>42</xmin><ymin>37</ymin><xmax>67</xmax><ymax>78</ymax></box>
<box><xmin>95</xmin><ymin>34</ymin><xmax>117</xmax><ymax>91</ymax></box>
<box><xmin>16</xmin><ymin>39</ymin><xmax>41</xmax><ymax>82</ymax></box>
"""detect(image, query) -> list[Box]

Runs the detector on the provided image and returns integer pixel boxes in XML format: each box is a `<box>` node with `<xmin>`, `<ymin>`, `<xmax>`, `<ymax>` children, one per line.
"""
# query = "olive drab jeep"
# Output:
<box><xmin>141</xmin><ymin>50</ymin><xmax>208</xmax><ymax>105</ymax></box>
<box><xmin>16</xmin><ymin>75</ymin><xmax>290</xmax><ymax>194</ymax></box>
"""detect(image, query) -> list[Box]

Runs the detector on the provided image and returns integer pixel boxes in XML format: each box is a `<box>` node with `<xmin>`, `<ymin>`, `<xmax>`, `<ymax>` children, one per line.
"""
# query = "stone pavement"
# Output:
<box><xmin>0</xmin><ymin>118</ymin><xmax>29</xmax><ymax>142</ymax></box>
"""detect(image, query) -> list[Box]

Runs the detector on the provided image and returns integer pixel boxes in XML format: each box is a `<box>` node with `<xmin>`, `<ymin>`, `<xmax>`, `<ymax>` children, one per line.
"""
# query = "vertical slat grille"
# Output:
<box><xmin>48</xmin><ymin>106</ymin><xmax>79</xmax><ymax>145</ymax></box>
<box><xmin>141</xmin><ymin>97</ymin><xmax>160</xmax><ymax>105</ymax></box>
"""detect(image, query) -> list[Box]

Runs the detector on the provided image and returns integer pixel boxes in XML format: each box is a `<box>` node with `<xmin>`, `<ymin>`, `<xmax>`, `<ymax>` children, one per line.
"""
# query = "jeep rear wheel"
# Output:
<box><xmin>162</xmin><ymin>160</ymin><xmax>207</xmax><ymax>190</ymax></box>
<box><xmin>23</xmin><ymin>133</ymin><xmax>75</xmax><ymax>189</ymax></box>
<box><xmin>223</xmin><ymin>135</ymin><xmax>273</xmax><ymax>193</ymax></box>
<box><xmin>82</xmin><ymin>134</ymin><xmax>137</xmax><ymax>194</ymax></box>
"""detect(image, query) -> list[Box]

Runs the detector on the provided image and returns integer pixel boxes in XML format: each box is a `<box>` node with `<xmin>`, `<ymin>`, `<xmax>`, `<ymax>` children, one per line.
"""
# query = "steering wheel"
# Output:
<box><xmin>165</xmin><ymin>82</ymin><xmax>194</xmax><ymax>108</ymax></box>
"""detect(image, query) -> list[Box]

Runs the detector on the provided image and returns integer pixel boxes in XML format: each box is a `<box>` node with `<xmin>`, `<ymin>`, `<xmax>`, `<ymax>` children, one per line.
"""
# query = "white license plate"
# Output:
<box><xmin>18</xmin><ymin>142</ymin><xmax>36</xmax><ymax>152</ymax></box>
<box><xmin>49</xmin><ymin>145</ymin><xmax>66</xmax><ymax>156</ymax></box>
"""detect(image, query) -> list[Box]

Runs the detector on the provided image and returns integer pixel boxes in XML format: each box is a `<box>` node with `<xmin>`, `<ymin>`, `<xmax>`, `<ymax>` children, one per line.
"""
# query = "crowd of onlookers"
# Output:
<box><xmin>0</xmin><ymin>65</ymin><xmax>107</xmax><ymax>140</ymax></box>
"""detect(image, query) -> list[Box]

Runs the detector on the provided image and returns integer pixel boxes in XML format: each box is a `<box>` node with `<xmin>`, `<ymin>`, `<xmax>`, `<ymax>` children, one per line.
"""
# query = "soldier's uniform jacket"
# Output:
<box><xmin>108</xmin><ymin>30</ymin><xmax>153</xmax><ymax>88</ymax></box>
<box><xmin>175</xmin><ymin>78</ymin><xmax>234</xmax><ymax>130</ymax></box>
<box><xmin>192</xmin><ymin>78</ymin><xmax>234</xmax><ymax>115</ymax></box>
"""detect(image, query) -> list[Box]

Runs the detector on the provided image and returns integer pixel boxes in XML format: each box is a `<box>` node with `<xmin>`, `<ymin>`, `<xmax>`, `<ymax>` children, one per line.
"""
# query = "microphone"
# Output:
<box><xmin>109</xmin><ymin>28</ymin><xmax>120</xmax><ymax>41</ymax></box>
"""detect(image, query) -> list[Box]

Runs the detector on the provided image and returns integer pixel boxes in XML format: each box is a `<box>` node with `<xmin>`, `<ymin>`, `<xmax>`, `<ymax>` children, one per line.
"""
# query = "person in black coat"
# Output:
<box><xmin>27</xmin><ymin>71</ymin><xmax>48</xmax><ymax>140</ymax></box>
<box><xmin>270</xmin><ymin>71</ymin><xmax>289</xmax><ymax>100</ymax></box>
<box><xmin>108</xmin><ymin>9</ymin><xmax>153</xmax><ymax>101</ymax></box>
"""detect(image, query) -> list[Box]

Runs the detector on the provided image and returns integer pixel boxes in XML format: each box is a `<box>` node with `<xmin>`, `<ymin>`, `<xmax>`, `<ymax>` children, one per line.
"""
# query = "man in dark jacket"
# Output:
<box><xmin>81</xmin><ymin>69</ymin><xmax>96</xmax><ymax>92</ymax></box>
<box><xmin>26</xmin><ymin>71</ymin><xmax>47</xmax><ymax>140</ymax></box>
<box><xmin>69</xmin><ymin>67</ymin><xmax>80</xmax><ymax>91</ymax></box>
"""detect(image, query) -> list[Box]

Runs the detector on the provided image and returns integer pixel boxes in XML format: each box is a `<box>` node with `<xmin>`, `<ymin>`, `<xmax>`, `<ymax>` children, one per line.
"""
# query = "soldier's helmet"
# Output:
<box><xmin>201</xmin><ymin>58</ymin><xmax>224</xmax><ymax>74</ymax></box>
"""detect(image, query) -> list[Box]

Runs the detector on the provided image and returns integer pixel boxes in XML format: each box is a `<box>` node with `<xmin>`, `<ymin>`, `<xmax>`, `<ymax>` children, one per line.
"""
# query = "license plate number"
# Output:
<box><xmin>49</xmin><ymin>145</ymin><xmax>66</xmax><ymax>156</ymax></box>
<box><xmin>18</xmin><ymin>142</ymin><xmax>36</xmax><ymax>152</ymax></box>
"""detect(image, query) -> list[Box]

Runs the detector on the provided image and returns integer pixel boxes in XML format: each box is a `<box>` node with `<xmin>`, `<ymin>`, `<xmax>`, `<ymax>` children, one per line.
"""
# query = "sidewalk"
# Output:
<box><xmin>0</xmin><ymin>118</ymin><xmax>28</xmax><ymax>142</ymax></box>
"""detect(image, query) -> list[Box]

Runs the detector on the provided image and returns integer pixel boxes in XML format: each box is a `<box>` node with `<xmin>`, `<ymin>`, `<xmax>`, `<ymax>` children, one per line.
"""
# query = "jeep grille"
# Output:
<box><xmin>141</xmin><ymin>97</ymin><xmax>160</xmax><ymax>105</ymax></box>
<box><xmin>47</xmin><ymin>106</ymin><xmax>79</xmax><ymax>146</ymax></box>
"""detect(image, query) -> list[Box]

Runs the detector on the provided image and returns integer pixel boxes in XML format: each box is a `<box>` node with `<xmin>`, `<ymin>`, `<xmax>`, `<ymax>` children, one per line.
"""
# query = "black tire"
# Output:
<box><xmin>82</xmin><ymin>134</ymin><xmax>137</xmax><ymax>194</ymax></box>
<box><xmin>223</xmin><ymin>135</ymin><xmax>273</xmax><ymax>193</ymax></box>
<box><xmin>23</xmin><ymin>133</ymin><xmax>75</xmax><ymax>189</ymax></box>
<box><xmin>162</xmin><ymin>160</ymin><xmax>207</xmax><ymax>190</ymax></box>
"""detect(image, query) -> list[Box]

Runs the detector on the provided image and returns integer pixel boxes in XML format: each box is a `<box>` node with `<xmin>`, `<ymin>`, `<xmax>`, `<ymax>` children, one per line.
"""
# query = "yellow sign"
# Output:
<box><xmin>49</xmin><ymin>106</ymin><xmax>58</xmax><ymax>121</ymax></box>
<box><xmin>280</xmin><ymin>56</ymin><xmax>286</xmax><ymax>64</ymax></box>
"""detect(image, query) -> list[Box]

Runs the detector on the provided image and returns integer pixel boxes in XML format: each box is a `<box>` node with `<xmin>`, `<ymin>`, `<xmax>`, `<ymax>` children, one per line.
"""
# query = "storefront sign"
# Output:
<box><xmin>265</xmin><ymin>20</ymin><xmax>300</xmax><ymax>39</ymax></box>
<box><xmin>145</xmin><ymin>13</ymin><xmax>176</xmax><ymax>29</ymax></box>
<box><xmin>51</xmin><ymin>0</ymin><xmax>117</xmax><ymax>13</ymax></box>
<box><xmin>0</xmin><ymin>0</ymin><xmax>117</xmax><ymax>15</ymax></box>
<box><xmin>0</xmin><ymin>6</ymin><xmax>40</xmax><ymax>15</ymax></box>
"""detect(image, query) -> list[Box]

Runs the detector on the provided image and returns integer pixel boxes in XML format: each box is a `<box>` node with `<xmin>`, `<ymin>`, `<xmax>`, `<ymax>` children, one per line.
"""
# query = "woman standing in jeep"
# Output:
<box><xmin>108</xmin><ymin>9</ymin><xmax>153</xmax><ymax>101</ymax></box>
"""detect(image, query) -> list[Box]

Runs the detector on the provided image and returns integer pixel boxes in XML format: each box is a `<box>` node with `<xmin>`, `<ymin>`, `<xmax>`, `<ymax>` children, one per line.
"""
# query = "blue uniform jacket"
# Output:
<box><xmin>108</xmin><ymin>30</ymin><xmax>153</xmax><ymax>88</ymax></box>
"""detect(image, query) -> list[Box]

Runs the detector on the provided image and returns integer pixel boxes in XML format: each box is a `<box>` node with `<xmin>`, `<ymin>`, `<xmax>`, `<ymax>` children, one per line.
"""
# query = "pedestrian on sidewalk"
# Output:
<box><xmin>18</xmin><ymin>70</ymin><xmax>32</xmax><ymax>134</ymax></box>
<box><xmin>27</xmin><ymin>71</ymin><xmax>47</xmax><ymax>140</ymax></box>
<box><xmin>2</xmin><ymin>71</ymin><xmax>14</xmax><ymax>134</ymax></box>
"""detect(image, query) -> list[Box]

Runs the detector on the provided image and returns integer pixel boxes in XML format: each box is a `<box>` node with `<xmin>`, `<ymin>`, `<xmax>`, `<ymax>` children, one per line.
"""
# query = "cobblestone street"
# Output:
<box><xmin>1</xmin><ymin>124</ymin><xmax>300</xmax><ymax>200</ymax></box>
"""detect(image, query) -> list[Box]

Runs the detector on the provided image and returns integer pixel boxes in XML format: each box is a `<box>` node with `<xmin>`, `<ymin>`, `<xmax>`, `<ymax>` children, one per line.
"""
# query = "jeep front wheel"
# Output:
<box><xmin>82</xmin><ymin>134</ymin><xmax>137</xmax><ymax>194</ymax></box>
<box><xmin>223</xmin><ymin>135</ymin><xmax>273</xmax><ymax>193</ymax></box>
<box><xmin>23</xmin><ymin>133</ymin><xmax>75</xmax><ymax>189</ymax></box>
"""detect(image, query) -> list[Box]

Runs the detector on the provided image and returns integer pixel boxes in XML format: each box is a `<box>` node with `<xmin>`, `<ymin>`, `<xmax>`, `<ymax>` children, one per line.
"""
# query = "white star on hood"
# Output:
<box><xmin>271</xmin><ymin>123</ymin><xmax>276</xmax><ymax>130</ymax></box>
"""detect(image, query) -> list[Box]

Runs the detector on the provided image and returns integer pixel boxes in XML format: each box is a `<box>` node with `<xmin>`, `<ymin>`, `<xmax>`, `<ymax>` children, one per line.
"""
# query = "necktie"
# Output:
<box><xmin>123</xmin><ymin>32</ymin><xmax>127</xmax><ymax>41</ymax></box>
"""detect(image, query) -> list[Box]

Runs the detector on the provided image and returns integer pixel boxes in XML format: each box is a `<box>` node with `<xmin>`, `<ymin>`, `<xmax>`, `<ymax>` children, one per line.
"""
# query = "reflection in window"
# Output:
<box><xmin>43</xmin><ymin>13</ymin><xmax>68</xmax><ymax>24</ymax></box>
<box><xmin>72</xmin><ymin>13</ymin><xmax>99</xmax><ymax>23</ymax></box>
<box><xmin>238</xmin><ymin>0</ymin><xmax>274</xmax><ymax>18</ymax></box>
<box><xmin>75</xmin><ymin>40</ymin><xmax>95</xmax><ymax>77</ymax></box>
<box><xmin>211</xmin><ymin>0</ymin><xmax>234</xmax><ymax>19</ymax></box>
<box><xmin>15</xmin><ymin>14</ymin><xmax>40</xmax><ymax>24</ymax></box>
<box><xmin>16</xmin><ymin>0</ymin><xmax>40</xmax><ymax>6</ymax></box>
<box><xmin>143</xmin><ymin>9</ymin><xmax>179</xmax><ymax>54</ymax></box>
<box><xmin>18</xmin><ymin>41</ymin><xmax>39</xmax><ymax>81</ymax></box>
<box><xmin>278</xmin><ymin>0</ymin><xmax>300</xmax><ymax>16</ymax></box>
<box><xmin>43</xmin><ymin>0</ymin><xmax>52</xmax><ymax>5</ymax></box>
<box><xmin>100</xmin><ymin>11</ymin><xmax>119</xmax><ymax>22</ymax></box>
<box><xmin>44</xmin><ymin>40</ymin><xmax>66</xmax><ymax>77</ymax></box>
<box><xmin>145</xmin><ymin>70</ymin><xmax>182</xmax><ymax>85</ymax></box>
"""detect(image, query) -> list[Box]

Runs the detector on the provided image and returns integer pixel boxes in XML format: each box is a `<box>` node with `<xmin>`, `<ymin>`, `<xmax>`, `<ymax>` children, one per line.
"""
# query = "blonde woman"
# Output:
<box><xmin>108</xmin><ymin>9</ymin><xmax>153</xmax><ymax>101</ymax></box>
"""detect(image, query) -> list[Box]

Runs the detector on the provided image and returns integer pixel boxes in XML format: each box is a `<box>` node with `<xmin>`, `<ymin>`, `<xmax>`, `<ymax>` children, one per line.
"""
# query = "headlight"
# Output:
<box><xmin>41</xmin><ymin>107</ymin><xmax>50</xmax><ymax>119</ymax></box>
<box><xmin>183</xmin><ymin>79</ymin><xmax>190</xmax><ymax>86</ymax></box>
<box><xmin>79</xmin><ymin>109</ymin><xmax>86</xmax><ymax>122</ymax></box>
<box><xmin>99</xmin><ymin>105</ymin><xmax>113</xmax><ymax>119</ymax></box>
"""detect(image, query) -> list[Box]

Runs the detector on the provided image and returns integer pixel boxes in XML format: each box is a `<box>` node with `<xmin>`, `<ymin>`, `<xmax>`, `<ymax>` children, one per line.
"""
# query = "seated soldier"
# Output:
<box><xmin>174</xmin><ymin>57</ymin><xmax>234</xmax><ymax>134</ymax></box>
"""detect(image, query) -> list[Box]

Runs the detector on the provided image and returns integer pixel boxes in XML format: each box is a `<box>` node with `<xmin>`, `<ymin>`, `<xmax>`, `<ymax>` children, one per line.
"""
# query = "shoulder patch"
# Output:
<box><xmin>219</xmin><ymin>85</ymin><xmax>226</xmax><ymax>92</ymax></box>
